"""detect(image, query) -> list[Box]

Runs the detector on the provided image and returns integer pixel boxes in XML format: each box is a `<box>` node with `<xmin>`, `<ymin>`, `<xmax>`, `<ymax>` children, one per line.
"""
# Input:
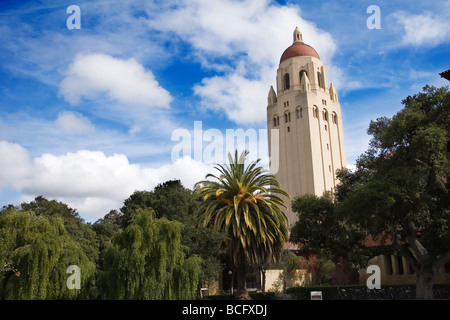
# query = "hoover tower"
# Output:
<box><xmin>267</xmin><ymin>27</ymin><xmax>346</xmax><ymax>225</ymax></box>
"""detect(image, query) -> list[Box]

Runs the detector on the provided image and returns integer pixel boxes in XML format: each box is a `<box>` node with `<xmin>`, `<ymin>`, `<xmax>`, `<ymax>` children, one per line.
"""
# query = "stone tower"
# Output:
<box><xmin>267</xmin><ymin>27</ymin><xmax>346</xmax><ymax>226</ymax></box>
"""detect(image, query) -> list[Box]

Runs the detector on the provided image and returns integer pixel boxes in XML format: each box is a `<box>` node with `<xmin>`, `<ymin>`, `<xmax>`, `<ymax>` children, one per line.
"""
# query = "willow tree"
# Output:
<box><xmin>194</xmin><ymin>150</ymin><xmax>289</xmax><ymax>300</ymax></box>
<box><xmin>0</xmin><ymin>210</ymin><xmax>96</xmax><ymax>299</ymax></box>
<box><xmin>99</xmin><ymin>208</ymin><xmax>202</xmax><ymax>299</ymax></box>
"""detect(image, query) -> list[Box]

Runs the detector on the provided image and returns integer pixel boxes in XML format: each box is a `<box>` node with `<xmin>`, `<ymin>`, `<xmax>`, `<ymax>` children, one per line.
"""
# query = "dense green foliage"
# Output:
<box><xmin>0</xmin><ymin>179</ymin><xmax>224</xmax><ymax>300</ymax></box>
<box><xmin>290</xmin><ymin>85</ymin><xmax>450</xmax><ymax>299</ymax></box>
<box><xmin>98</xmin><ymin>208</ymin><xmax>202</xmax><ymax>299</ymax></box>
<box><xmin>194</xmin><ymin>150</ymin><xmax>289</xmax><ymax>299</ymax></box>
<box><xmin>120</xmin><ymin>180</ymin><xmax>225</xmax><ymax>286</ymax></box>
<box><xmin>0</xmin><ymin>210</ymin><xmax>96</xmax><ymax>299</ymax></box>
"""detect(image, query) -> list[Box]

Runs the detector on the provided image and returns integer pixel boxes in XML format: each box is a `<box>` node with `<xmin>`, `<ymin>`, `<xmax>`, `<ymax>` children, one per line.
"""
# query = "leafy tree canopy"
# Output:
<box><xmin>194</xmin><ymin>150</ymin><xmax>289</xmax><ymax>299</ymax></box>
<box><xmin>118</xmin><ymin>180</ymin><xmax>225</xmax><ymax>284</ymax></box>
<box><xmin>99</xmin><ymin>208</ymin><xmax>202</xmax><ymax>299</ymax></box>
<box><xmin>291</xmin><ymin>85</ymin><xmax>450</xmax><ymax>299</ymax></box>
<box><xmin>0</xmin><ymin>210</ymin><xmax>95</xmax><ymax>299</ymax></box>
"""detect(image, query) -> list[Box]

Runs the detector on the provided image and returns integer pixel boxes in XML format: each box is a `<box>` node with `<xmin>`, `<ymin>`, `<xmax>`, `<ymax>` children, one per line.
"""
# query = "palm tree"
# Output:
<box><xmin>194</xmin><ymin>150</ymin><xmax>290</xmax><ymax>300</ymax></box>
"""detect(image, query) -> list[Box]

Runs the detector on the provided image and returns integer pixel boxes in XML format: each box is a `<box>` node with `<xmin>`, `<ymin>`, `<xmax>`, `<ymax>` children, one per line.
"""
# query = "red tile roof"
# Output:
<box><xmin>280</xmin><ymin>42</ymin><xmax>320</xmax><ymax>63</ymax></box>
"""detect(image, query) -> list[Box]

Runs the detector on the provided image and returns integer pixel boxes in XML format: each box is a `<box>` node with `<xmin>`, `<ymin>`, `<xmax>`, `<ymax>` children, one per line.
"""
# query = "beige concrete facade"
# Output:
<box><xmin>267</xmin><ymin>28</ymin><xmax>346</xmax><ymax>226</ymax></box>
<box><xmin>359</xmin><ymin>254</ymin><xmax>450</xmax><ymax>285</ymax></box>
<box><xmin>265</xmin><ymin>269</ymin><xmax>312</xmax><ymax>292</ymax></box>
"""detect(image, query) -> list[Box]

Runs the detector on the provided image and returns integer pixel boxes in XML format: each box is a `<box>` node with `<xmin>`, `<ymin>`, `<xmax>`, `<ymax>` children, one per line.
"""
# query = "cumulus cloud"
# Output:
<box><xmin>56</xmin><ymin>111</ymin><xmax>95</xmax><ymax>134</ymax></box>
<box><xmin>148</xmin><ymin>0</ymin><xmax>338</xmax><ymax>125</ymax></box>
<box><xmin>193</xmin><ymin>71</ymin><xmax>270</xmax><ymax>124</ymax></box>
<box><xmin>0</xmin><ymin>141</ymin><xmax>31</xmax><ymax>188</ymax></box>
<box><xmin>393</xmin><ymin>11</ymin><xmax>450</xmax><ymax>47</ymax></box>
<box><xmin>59</xmin><ymin>53</ymin><xmax>173</xmax><ymax>108</ymax></box>
<box><xmin>0</xmin><ymin>140</ymin><xmax>213</xmax><ymax>222</ymax></box>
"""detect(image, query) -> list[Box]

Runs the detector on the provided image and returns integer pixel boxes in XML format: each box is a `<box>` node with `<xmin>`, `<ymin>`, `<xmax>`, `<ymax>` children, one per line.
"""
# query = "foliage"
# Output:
<box><xmin>19</xmin><ymin>196</ymin><xmax>99</xmax><ymax>264</ymax></box>
<box><xmin>290</xmin><ymin>193</ymin><xmax>377</xmax><ymax>268</ymax></box>
<box><xmin>297</xmin><ymin>254</ymin><xmax>335</xmax><ymax>285</ymax></box>
<box><xmin>98</xmin><ymin>208</ymin><xmax>202</xmax><ymax>299</ymax></box>
<box><xmin>289</xmin><ymin>86</ymin><xmax>450</xmax><ymax>299</ymax></box>
<box><xmin>268</xmin><ymin>250</ymin><xmax>300</xmax><ymax>293</ymax></box>
<box><xmin>290</xmin><ymin>194</ymin><xmax>337</xmax><ymax>255</ymax></box>
<box><xmin>194</xmin><ymin>150</ymin><xmax>289</xmax><ymax>299</ymax></box>
<box><xmin>195</xmin><ymin>150</ymin><xmax>289</xmax><ymax>267</ymax></box>
<box><xmin>336</xmin><ymin>86</ymin><xmax>450</xmax><ymax>299</ymax></box>
<box><xmin>0</xmin><ymin>210</ymin><xmax>96</xmax><ymax>299</ymax></box>
<box><xmin>92</xmin><ymin>209</ymin><xmax>121</xmax><ymax>271</ymax></box>
<box><xmin>119</xmin><ymin>180</ymin><xmax>225</xmax><ymax>286</ymax></box>
<box><xmin>120</xmin><ymin>179</ymin><xmax>198</xmax><ymax>227</ymax></box>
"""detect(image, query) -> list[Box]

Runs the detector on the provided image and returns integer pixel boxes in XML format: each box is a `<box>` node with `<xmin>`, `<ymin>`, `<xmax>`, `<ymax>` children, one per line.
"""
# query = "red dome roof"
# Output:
<box><xmin>280</xmin><ymin>42</ymin><xmax>320</xmax><ymax>63</ymax></box>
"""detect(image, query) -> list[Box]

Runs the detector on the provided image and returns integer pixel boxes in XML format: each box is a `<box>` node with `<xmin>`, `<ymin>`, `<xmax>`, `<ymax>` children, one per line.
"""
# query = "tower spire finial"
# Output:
<box><xmin>293</xmin><ymin>26</ymin><xmax>303</xmax><ymax>43</ymax></box>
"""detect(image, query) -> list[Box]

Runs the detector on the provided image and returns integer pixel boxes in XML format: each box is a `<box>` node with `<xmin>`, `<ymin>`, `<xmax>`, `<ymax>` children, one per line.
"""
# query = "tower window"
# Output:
<box><xmin>317</xmin><ymin>71</ymin><xmax>324</xmax><ymax>88</ymax></box>
<box><xmin>287</xmin><ymin>126</ymin><xmax>290</xmax><ymax>132</ymax></box>
<box><xmin>332</xmin><ymin>112</ymin><xmax>337</xmax><ymax>124</ymax></box>
<box><xmin>299</xmin><ymin>70</ymin><xmax>308</xmax><ymax>85</ymax></box>
<box><xmin>322</xmin><ymin>99</ymin><xmax>327</xmax><ymax>105</ymax></box>
<box><xmin>300</xmin><ymin>70</ymin><xmax>307</xmax><ymax>79</ymax></box>
<box><xmin>323</xmin><ymin>109</ymin><xmax>328</xmax><ymax>122</ymax></box>
<box><xmin>296</xmin><ymin>107</ymin><xmax>303</xmax><ymax>119</ymax></box>
<box><xmin>313</xmin><ymin>106</ymin><xmax>318</xmax><ymax>119</ymax></box>
<box><xmin>284</xmin><ymin>112</ymin><xmax>291</xmax><ymax>123</ymax></box>
<box><xmin>283</xmin><ymin>73</ymin><xmax>290</xmax><ymax>90</ymax></box>
<box><xmin>325</xmin><ymin>124</ymin><xmax>327</xmax><ymax>131</ymax></box>
<box><xmin>273</xmin><ymin>116</ymin><xmax>279</xmax><ymax>127</ymax></box>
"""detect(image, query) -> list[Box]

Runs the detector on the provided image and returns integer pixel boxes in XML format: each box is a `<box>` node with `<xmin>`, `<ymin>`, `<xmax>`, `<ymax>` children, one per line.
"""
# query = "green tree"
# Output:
<box><xmin>120</xmin><ymin>190</ymin><xmax>155</xmax><ymax>228</ymax></box>
<box><xmin>290</xmin><ymin>193</ymin><xmax>368</xmax><ymax>275</ymax></box>
<box><xmin>120</xmin><ymin>180</ymin><xmax>201</xmax><ymax>225</ymax></box>
<box><xmin>290</xmin><ymin>194</ymin><xmax>338</xmax><ymax>256</ymax></box>
<box><xmin>99</xmin><ymin>208</ymin><xmax>202</xmax><ymax>299</ymax></box>
<box><xmin>120</xmin><ymin>180</ymin><xmax>225</xmax><ymax>288</ymax></box>
<box><xmin>194</xmin><ymin>150</ymin><xmax>289</xmax><ymax>300</ymax></box>
<box><xmin>20</xmin><ymin>196</ymin><xmax>99</xmax><ymax>264</ymax></box>
<box><xmin>335</xmin><ymin>85</ymin><xmax>450</xmax><ymax>299</ymax></box>
<box><xmin>0</xmin><ymin>210</ymin><xmax>95</xmax><ymax>299</ymax></box>
<box><xmin>92</xmin><ymin>209</ymin><xmax>121</xmax><ymax>273</ymax></box>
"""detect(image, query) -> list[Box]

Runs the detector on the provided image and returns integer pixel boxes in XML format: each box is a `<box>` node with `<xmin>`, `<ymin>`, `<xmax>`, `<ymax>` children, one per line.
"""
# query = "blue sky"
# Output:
<box><xmin>0</xmin><ymin>0</ymin><xmax>449</xmax><ymax>222</ymax></box>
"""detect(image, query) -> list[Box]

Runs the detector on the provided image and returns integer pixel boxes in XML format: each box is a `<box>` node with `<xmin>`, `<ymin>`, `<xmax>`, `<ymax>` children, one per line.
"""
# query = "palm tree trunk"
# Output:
<box><xmin>236</xmin><ymin>262</ymin><xmax>249</xmax><ymax>300</ymax></box>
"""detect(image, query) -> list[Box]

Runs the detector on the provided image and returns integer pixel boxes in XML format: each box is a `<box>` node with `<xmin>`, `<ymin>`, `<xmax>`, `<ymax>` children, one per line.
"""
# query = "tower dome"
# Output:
<box><xmin>280</xmin><ymin>27</ymin><xmax>320</xmax><ymax>63</ymax></box>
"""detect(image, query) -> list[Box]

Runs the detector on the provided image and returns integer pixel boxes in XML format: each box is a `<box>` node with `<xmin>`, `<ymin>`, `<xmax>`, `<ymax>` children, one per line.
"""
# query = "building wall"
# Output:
<box><xmin>265</xmin><ymin>269</ymin><xmax>312</xmax><ymax>292</ymax></box>
<box><xmin>359</xmin><ymin>254</ymin><xmax>450</xmax><ymax>285</ymax></box>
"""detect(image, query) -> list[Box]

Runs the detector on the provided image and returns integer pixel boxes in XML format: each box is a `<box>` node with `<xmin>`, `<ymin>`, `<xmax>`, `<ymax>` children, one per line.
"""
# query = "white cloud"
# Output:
<box><xmin>149</xmin><ymin>0</ymin><xmax>338</xmax><ymax>125</ymax></box>
<box><xmin>56</xmin><ymin>111</ymin><xmax>95</xmax><ymax>134</ymax></box>
<box><xmin>393</xmin><ymin>11</ymin><xmax>450</xmax><ymax>47</ymax></box>
<box><xmin>0</xmin><ymin>141</ymin><xmax>31</xmax><ymax>188</ymax></box>
<box><xmin>59</xmin><ymin>53</ymin><xmax>173</xmax><ymax>108</ymax></box>
<box><xmin>193</xmin><ymin>70</ymin><xmax>271</xmax><ymax>124</ymax></box>
<box><xmin>0</xmin><ymin>141</ymin><xmax>213</xmax><ymax>222</ymax></box>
